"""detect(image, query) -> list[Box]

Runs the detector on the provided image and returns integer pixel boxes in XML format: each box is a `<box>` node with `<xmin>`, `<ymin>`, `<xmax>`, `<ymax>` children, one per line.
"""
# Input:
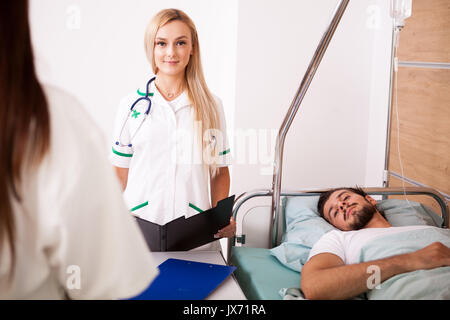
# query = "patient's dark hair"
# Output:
<box><xmin>317</xmin><ymin>187</ymin><xmax>386</xmax><ymax>219</ymax></box>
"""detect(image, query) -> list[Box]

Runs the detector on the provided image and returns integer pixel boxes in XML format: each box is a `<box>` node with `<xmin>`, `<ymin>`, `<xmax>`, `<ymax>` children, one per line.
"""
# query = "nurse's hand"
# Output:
<box><xmin>214</xmin><ymin>217</ymin><xmax>236</xmax><ymax>239</ymax></box>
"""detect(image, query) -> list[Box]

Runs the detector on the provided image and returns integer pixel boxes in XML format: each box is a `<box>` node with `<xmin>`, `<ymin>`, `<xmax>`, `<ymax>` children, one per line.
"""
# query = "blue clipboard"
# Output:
<box><xmin>129</xmin><ymin>258</ymin><xmax>237</xmax><ymax>300</ymax></box>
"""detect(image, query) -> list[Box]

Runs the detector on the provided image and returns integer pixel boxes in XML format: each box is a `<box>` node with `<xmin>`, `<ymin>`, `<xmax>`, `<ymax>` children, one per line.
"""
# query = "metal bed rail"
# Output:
<box><xmin>227</xmin><ymin>186</ymin><xmax>449</xmax><ymax>261</ymax></box>
<box><xmin>270</xmin><ymin>0</ymin><xmax>350</xmax><ymax>248</ymax></box>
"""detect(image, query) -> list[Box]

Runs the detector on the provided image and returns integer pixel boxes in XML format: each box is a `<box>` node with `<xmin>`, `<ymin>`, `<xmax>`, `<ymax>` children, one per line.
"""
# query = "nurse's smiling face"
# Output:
<box><xmin>153</xmin><ymin>20</ymin><xmax>193</xmax><ymax>77</ymax></box>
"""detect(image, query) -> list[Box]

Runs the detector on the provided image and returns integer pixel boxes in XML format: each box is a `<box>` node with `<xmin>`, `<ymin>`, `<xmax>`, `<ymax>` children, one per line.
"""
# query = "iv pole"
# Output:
<box><xmin>384</xmin><ymin>0</ymin><xmax>412</xmax><ymax>188</ymax></box>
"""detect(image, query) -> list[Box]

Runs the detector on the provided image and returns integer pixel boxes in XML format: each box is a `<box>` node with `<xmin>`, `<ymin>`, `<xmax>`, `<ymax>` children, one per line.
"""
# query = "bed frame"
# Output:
<box><xmin>226</xmin><ymin>187</ymin><xmax>448</xmax><ymax>300</ymax></box>
<box><xmin>228</xmin><ymin>187</ymin><xmax>449</xmax><ymax>256</ymax></box>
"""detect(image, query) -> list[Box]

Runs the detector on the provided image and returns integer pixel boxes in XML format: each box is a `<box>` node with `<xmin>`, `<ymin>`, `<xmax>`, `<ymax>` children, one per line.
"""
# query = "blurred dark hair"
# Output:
<box><xmin>0</xmin><ymin>0</ymin><xmax>50</xmax><ymax>280</ymax></box>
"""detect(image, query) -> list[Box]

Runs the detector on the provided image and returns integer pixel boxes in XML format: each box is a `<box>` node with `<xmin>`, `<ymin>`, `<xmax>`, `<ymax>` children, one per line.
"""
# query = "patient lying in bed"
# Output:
<box><xmin>300</xmin><ymin>187</ymin><xmax>450</xmax><ymax>300</ymax></box>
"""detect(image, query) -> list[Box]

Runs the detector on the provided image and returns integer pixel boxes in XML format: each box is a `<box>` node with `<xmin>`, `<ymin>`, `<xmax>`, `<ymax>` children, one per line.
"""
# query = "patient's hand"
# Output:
<box><xmin>214</xmin><ymin>217</ymin><xmax>236</xmax><ymax>239</ymax></box>
<box><xmin>407</xmin><ymin>242</ymin><xmax>450</xmax><ymax>271</ymax></box>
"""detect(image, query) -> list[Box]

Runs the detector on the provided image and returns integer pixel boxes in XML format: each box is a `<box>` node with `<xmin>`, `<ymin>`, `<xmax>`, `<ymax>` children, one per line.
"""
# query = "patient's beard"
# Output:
<box><xmin>349</xmin><ymin>203</ymin><xmax>377</xmax><ymax>230</ymax></box>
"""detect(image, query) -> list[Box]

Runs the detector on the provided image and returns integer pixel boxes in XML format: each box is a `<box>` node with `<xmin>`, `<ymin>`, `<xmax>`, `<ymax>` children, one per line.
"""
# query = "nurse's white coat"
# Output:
<box><xmin>110</xmin><ymin>81</ymin><xmax>231</xmax><ymax>227</ymax></box>
<box><xmin>0</xmin><ymin>86</ymin><xmax>158</xmax><ymax>299</ymax></box>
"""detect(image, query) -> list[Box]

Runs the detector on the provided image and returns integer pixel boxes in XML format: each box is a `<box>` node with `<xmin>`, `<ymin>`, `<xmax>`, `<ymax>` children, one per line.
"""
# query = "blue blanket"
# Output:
<box><xmin>358</xmin><ymin>227</ymin><xmax>450</xmax><ymax>300</ymax></box>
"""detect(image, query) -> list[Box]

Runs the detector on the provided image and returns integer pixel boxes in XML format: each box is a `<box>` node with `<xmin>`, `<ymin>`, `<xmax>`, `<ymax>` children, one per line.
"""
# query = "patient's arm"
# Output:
<box><xmin>301</xmin><ymin>242</ymin><xmax>450</xmax><ymax>300</ymax></box>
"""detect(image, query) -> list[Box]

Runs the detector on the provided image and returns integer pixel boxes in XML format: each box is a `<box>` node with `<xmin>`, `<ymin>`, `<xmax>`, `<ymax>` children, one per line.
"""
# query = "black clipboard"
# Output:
<box><xmin>134</xmin><ymin>195</ymin><xmax>235</xmax><ymax>251</ymax></box>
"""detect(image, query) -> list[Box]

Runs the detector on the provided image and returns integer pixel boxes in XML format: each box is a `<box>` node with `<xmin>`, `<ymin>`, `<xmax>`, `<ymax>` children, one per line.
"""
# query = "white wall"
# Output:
<box><xmin>29</xmin><ymin>0</ymin><xmax>238</xmax><ymax>148</ymax></box>
<box><xmin>231</xmin><ymin>0</ymin><xmax>392</xmax><ymax>198</ymax></box>
<box><xmin>30</xmin><ymin>0</ymin><xmax>392</xmax><ymax>198</ymax></box>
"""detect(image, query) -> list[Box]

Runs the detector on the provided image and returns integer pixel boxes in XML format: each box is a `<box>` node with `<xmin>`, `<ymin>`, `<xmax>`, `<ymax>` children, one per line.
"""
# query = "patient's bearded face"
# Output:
<box><xmin>324</xmin><ymin>190</ymin><xmax>378</xmax><ymax>231</ymax></box>
<box><xmin>349</xmin><ymin>201</ymin><xmax>377</xmax><ymax>230</ymax></box>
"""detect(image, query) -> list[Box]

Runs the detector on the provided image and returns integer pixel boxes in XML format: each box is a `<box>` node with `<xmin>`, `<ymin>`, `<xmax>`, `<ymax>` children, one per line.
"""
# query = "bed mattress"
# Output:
<box><xmin>230</xmin><ymin>247</ymin><xmax>300</xmax><ymax>300</ymax></box>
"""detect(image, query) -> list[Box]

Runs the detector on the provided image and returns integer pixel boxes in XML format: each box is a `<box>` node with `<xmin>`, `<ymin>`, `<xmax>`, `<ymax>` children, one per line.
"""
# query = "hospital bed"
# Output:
<box><xmin>226</xmin><ymin>0</ymin><xmax>449</xmax><ymax>300</ymax></box>
<box><xmin>227</xmin><ymin>187</ymin><xmax>449</xmax><ymax>300</ymax></box>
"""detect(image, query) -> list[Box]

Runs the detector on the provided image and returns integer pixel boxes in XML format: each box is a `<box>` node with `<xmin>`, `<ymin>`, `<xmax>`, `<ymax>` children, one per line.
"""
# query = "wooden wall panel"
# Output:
<box><xmin>388</xmin><ymin>67</ymin><xmax>450</xmax><ymax>194</ymax></box>
<box><xmin>387</xmin><ymin>1</ymin><xmax>449</xmax><ymax>228</ymax></box>
<box><xmin>397</xmin><ymin>0</ymin><xmax>450</xmax><ymax>62</ymax></box>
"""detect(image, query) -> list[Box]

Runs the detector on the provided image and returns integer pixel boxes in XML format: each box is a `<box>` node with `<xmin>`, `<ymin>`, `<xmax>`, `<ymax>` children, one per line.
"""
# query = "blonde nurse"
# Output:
<box><xmin>110</xmin><ymin>9</ymin><xmax>235</xmax><ymax>249</ymax></box>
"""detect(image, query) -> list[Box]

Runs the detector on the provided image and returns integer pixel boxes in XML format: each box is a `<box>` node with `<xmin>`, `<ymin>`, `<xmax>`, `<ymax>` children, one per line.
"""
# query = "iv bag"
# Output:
<box><xmin>390</xmin><ymin>0</ymin><xmax>412</xmax><ymax>29</ymax></box>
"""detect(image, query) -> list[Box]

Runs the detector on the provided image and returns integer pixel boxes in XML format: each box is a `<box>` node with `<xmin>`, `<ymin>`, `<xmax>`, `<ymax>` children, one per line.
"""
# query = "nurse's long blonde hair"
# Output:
<box><xmin>144</xmin><ymin>8</ymin><xmax>220</xmax><ymax>177</ymax></box>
